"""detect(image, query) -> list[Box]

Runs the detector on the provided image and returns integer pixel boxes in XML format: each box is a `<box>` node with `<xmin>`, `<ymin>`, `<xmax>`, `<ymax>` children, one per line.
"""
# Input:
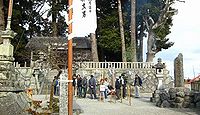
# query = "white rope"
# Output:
<box><xmin>68</xmin><ymin>4</ymin><xmax>73</xmax><ymax>10</ymax></box>
<box><xmin>67</xmin><ymin>19</ymin><xmax>73</xmax><ymax>25</ymax></box>
<box><xmin>68</xmin><ymin>33</ymin><xmax>74</xmax><ymax>40</ymax></box>
<box><xmin>60</xmin><ymin>80</ymin><xmax>73</xmax><ymax>82</ymax></box>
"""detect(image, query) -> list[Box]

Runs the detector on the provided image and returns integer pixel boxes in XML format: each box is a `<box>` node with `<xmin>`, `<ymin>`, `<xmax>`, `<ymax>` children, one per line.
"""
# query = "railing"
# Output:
<box><xmin>76</xmin><ymin>62</ymin><xmax>154</xmax><ymax>69</ymax></box>
<box><xmin>191</xmin><ymin>81</ymin><xmax>200</xmax><ymax>92</ymax></box>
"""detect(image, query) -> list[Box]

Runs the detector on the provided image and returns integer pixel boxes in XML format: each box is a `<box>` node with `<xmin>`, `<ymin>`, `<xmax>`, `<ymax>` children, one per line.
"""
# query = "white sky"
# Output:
<box><xmin>152</xmin><ymin>0</ymin><xmax>200</xmax><ymax>79</ymax></box>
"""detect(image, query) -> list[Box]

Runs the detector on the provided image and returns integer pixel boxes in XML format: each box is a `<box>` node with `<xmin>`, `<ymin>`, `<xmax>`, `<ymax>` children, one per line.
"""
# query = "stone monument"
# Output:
<box><xmin>0</xmin><ymin>0</ymin><xmax>30</xmax><ymax>114</ymax></box>
<box><xmin>59</xmin><ymin>71</ymin><xmax>68</xmax><ymax>115</ymax></box>
<box><xmin>0</xmin><ymin>0</ymin><xmax>19</xmax><ymax>92</ymax></box>
<box><xmin>174</xmin><ymin>53</ymin><xmax>184</xmax><ymax>87</ymax></box>
<box><xmin>155</xmin><ymin>54</ymin><xmax>191</xmax><ymax>108</ymax></box>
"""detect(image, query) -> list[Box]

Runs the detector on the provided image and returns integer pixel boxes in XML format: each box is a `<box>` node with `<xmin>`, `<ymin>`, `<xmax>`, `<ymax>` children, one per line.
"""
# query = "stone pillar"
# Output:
<box><xmin>34</xmin><ymin>69</ymin><xmax>40</xmax><ymax>94</ymax></box>
<box><xmin>59</xmin><ymin>72</ymin><xmax>68</xmax><ymax>115</ymax></box>
<box><xmin>174</xmin><ymin>53</ymin><xmax>184</xmax><ymax>87</ymax></box>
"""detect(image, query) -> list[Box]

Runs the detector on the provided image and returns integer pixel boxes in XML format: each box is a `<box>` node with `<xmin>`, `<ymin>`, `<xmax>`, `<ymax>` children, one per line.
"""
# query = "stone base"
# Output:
<box><xmin>150</xmin><ymin>90</ymin><xmax>160</xmax><ymax>103</ymax></box>
<box><xmin>0</xmin><ymin>92</ymin><xmax>30</xmax><ymax>115</ymax></box>
<box><xmin>153</xmin><ymin>87</ymin><xmax>192</xmax><ymax>108</ymax></box>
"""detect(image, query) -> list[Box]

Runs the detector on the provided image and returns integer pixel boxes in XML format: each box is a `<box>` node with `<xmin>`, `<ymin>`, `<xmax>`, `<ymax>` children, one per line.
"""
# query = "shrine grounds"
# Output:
<box><xmin>75</xmin><ymin>93</ymin><xmax>200</xmax><ymax>115</ymax></box>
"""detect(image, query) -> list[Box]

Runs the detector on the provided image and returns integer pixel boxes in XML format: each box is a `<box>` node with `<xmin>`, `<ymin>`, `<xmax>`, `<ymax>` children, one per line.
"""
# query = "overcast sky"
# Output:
<box><xmin>151</xmin><ymin>0</ymin><xmax>200</xmax><ymax>79</ymax></box>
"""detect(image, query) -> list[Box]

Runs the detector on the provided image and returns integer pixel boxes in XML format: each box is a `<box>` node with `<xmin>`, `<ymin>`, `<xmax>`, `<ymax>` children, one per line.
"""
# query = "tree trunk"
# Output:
<box><xmin>90</xmin><ymin>33</ymin><xmax>99</xmax><ymax>62</ymax></box>
<box><xmin>130</xmin><ymin>0</ymin><xmax>137</xmax><ymax>62</ymax></box>
<box><xmin>137</xmin><ymin>22</ymin><xmax>144</xmax><ymax>62</ymax></box>
<box><xmin>52</xmin><ymin>0</ymin><xmax>57</xmax><ymax>37</ymax></box>
<box><xmin>138</xmin><ymin>37</ymin><xmax>143</xmax><ymax>62</ymax></box>
<box><xmin>0</xmin><ymin>0</ymin><xmax>5</xmax><ymax>43</ymax></box>
<box><xmin>117</xmin><ymin>0</ymin><xmax>126</xmax><ymax>62</ymax></box>
<box><xmin>146</xmin><ymin>30</ymin><xmax>156</xmax><ymax>62</ymax></box>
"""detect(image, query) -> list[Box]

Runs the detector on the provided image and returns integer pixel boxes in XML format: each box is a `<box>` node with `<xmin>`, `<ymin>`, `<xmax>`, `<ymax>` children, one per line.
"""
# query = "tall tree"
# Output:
<box><xmin>136</xmin><ymin>0</ymin><xmax>148</xmax><ymax>62</ymax></box>
<box><xmin>117</xmin><ymin>0</ymin><xmax>126</xmax><ymax>62</ymax></box>
<box><xmin>91</xmin><ymin>33</ymin><xmax>99</xmax><ymax>62</ymax></box>
<box><xmin>141</xmin><ymin>0</ymin><xmax>179</xmax><ymax>62</ymax></box>
<box><xmin>130</xmin><ymin>0</ymin><xmax>137</xmax><ymax>62</ymax></box>
<box><xmin>0</xmin><ymin>0</ymin><xmax>5</xmax><ymax>43</ymax></box>
<box><xmin>52</xmin><ymin>0</ymin><xmax>58</xmax><ymax>37</ymax></box>
<box><xmin>96</xmin><ymin>0</ymin><xmax>121</xmax><ymax>61</ymax></box>
<box><xmin>45</xmin><ymin>0</ymin><xmax>68</xmax><ymax>37</ymax></box>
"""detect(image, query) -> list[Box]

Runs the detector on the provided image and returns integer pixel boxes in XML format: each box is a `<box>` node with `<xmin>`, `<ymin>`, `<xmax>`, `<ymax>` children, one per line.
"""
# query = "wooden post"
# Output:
<box><xmin>6</xmin><ymin>0</ymin><xmax>13</xmax><ymax>30</ymax></box>
<box><xmin>68</xmin><ymin>0</ymin><xmax>73</xmax><ymax>114</ymax></box>
<box><xmin>49</xmin><ymin>81</ymin><xmax>54</xmax><ymax>112</ymax></box>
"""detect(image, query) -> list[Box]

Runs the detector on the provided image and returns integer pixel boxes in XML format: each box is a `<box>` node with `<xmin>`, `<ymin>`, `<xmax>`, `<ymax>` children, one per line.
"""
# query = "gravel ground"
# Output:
<box><xmin>75</xmin><ymin>93</ymin><xmax>200</xmax><ymax>115</ymax></box>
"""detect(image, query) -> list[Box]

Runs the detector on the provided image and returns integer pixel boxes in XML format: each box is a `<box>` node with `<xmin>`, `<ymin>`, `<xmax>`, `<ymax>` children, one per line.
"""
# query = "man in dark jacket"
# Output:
<box><xmin>115</xmin><ymin>76</ymin><xmax>120</xmax><ymax>99</ymax></box>
<box><xmin>82</xmin><ymin>76</ymin><xmax>88</xmax><ymax>98</ymax></box>
<box><xmin>77</xmin><ymin>74</ymin><xmax>82</xmax><ymax>98</ymax></box>
<box><xmin>72</xmin><ymin>74</ymin><xmax>77</xmax><ymax>95</ymax></box>
<box><xmin>89</xmin><ymin>75</ymin><xmax>97</xmax><ymax>99</ymax></box>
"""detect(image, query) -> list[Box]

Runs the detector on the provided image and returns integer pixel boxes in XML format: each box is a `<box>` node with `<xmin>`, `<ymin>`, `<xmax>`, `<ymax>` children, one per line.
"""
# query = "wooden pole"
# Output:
<box><xmin>49</xmin><ymin>81</ymin><xmax>54</xmax><ymax>112</ymax></box>
<box><xmin>68</xmin><ymin>0</ymin><xmax>73</xmax><ymax>114</ymax></box>
<box><xmin>8</xmin><ymin>0</ymin><xmax>13</xmax><ymax>17</ymax></box>
<box><xmin>6</xmin><ymin>0</ymin><xmax>13</xmax><ymax>30</ymax></box>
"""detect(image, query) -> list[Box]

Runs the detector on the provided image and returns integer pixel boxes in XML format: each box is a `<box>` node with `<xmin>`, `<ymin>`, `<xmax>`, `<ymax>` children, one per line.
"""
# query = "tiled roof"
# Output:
<box><xmin>25</xmin><ymin>36</ymin><xmax>91</xmax><ymax>51</ymax></box>
<box><xmin>189</xmin><ymin>74</ymin><xmax>200</xmax><ymax>83</ymax></box>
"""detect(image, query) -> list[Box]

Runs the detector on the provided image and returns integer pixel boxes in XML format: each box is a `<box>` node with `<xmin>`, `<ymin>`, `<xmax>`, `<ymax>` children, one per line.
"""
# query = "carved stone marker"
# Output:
<box><xmin>174</xmin><ymin>53</ymin><xmax>184</xmax><ymax>87</ymax></box>
<box><xmin>59</xmin><ymin>72</ymin><xmax>68</xmax><ymax>115</ymax></box>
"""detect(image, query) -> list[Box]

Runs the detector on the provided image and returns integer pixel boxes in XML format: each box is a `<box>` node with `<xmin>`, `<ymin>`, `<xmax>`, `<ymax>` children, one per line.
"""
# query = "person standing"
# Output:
<box><xmin>115</xmin><ymin>76</ymin><xmax>120</xmax><ymax>100</ymax></box>
<box><xmin>53</xmin><ymin>76</ymin><xmax>59</xmax><ymax>96</ymax></box>
<box><xmin>77</xmin><ymin>74</ymin><xmax>82</xmax><ymax>98</ymax></box>
<box><xmin>89</xmin><ymin>75</ymin><xmax>97</xmax><ymax>99</ymax></box>
<box><xmin>103</xmin><ymin>78</ymin><xmax>109</xmax><ymax>99</ymax></box>
<box><xmin>99</xmin><ymin>79</ymin><xmax>106</xmax><ymax>101</ymax></box>
<box><xmin>82</xmin><ymin>76</ymin><xmax>88</xmax><ymax>98</ymax></box>
<box><xmin>119</xmin><ymin>75</ymin><xmax>126</xmax><ymax>98</ymax></box>
<box><xmin>134</xmin><ymin>74</ymin><xmax>142</xmax><ymax>98</ymax></box>
<box><xmin>72</xmin><ymin>74</ymin><xmax>77</xmax><ymax>96</ymax></box>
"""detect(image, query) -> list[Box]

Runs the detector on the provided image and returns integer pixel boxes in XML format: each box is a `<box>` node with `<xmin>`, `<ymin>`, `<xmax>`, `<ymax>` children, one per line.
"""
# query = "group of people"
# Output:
<box><xmin>72</xmin><ymin>73</ymin><xmax>143</xmax><ymax>100</ymax></box>
<box><xmin>73</xmin><ymin>74</ymin><xmax>99</xmax><ymax>99</ymax></box>
<box><xmin>73</xmin><ymin>74</ymin><xmax>115</xmax><ymax>99</ymax></box>
<box><xmin>115</xmin><ymin>74</ymin><xmax>143</xmax><ymax>99</ymax></box>
<box><xmin>115</xmin><ymin>75</ymin><xmax>126</xmax><ymax>99</ymax></box>
<box><xmin>73</xmin><ymin>74</ymin><xmax>88</xmax><ymax>98</ymax></box>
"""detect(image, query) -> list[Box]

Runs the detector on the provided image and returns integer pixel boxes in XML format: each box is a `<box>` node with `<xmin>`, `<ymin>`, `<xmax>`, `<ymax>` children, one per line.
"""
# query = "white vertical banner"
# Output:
<box><xmin>72</xmin><ymin>0</ymin><xmax>97</xmax><ymax>37</ymax></box>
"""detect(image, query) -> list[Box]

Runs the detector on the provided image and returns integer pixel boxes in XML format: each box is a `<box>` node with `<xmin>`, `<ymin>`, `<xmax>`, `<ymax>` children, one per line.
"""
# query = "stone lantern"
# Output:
<box><xmin>154</xmin><ymin>58</ymin><xmax>166</xmax><ymax>90</ymax></box>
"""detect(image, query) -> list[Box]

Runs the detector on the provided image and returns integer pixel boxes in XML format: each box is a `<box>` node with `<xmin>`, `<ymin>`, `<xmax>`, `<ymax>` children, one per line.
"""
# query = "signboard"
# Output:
<box><xmin>72</xmin><ymin>0</ymin><xmax>97</xmax><ymax>37</ymax></box>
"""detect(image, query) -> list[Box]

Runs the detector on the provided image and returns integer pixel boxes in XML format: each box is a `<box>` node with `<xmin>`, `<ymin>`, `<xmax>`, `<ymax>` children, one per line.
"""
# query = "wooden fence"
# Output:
<box><xmin>191</xmin><ymin>81</ymin><xmax>200</xmax><ymax>92</ymax></box>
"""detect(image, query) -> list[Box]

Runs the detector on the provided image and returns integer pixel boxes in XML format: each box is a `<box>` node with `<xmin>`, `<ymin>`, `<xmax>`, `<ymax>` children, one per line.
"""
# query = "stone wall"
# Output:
<box><xmin>156</xmin><ymin>87</ymin><xmax>193</xmax><ymax>108</ymax></box>
<box><xmin>76</xmin><ymin>68</ymin><xmax>169</xmax><ymax>93</ymax></box>
<box><xmin>0</xmin><ymin>92</ymin><xmax>30</xmax><ymax>115</ymax></box>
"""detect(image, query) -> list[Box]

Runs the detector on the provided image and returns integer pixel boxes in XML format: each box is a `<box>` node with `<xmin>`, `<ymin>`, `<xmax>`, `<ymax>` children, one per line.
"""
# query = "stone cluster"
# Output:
<box><xmin>0</xmin><ymin>92</ymin><xmax>30</xmax><ymax>115</ymax></box>
<box><xmin>156</xmin><ymin>87</ymin><xmax>191</xmax><ymax>108</ymax></box>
